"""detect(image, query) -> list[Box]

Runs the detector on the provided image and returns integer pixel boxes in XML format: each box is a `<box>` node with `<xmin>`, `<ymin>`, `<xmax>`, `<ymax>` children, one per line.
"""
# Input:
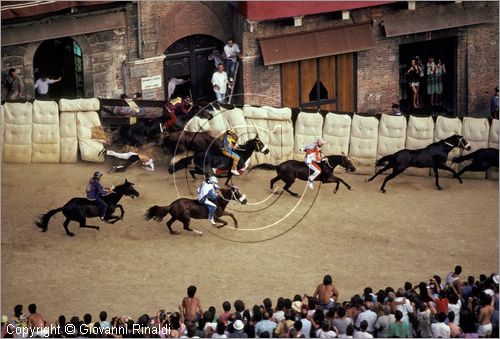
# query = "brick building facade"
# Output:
<box><xmin>1</xmin><ymin>1</ymin><xmax>498</xmax><ymax>117</ymax></box>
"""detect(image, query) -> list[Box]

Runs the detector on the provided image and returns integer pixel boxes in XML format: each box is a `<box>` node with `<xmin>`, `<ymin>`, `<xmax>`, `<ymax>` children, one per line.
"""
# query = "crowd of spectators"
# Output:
<box><xmin>1</xmin><ymin>267</ymin><xmax>498</xmax><ymax>338</ymax></box>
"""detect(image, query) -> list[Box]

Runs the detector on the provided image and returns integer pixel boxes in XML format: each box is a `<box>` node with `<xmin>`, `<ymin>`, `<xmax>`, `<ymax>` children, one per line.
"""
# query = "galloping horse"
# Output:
<box><xmin>34</xmin><ymin>180</ymin><xmax>140</xmax><ymax>236</ymax></box>
<box><xmin>453</xmin><ymin>148</ymin><xmax>499</xmax><ymax>178</ymax></box>
<box><xmin>367</xmin><ymin>134</ymin><xmax>471</xmax><ymax>192</ymax></box>
<box><xmin>251</xmin><ymin>154</ymin><xmax>357</xmax><ymax>197</ymax></box>
<box><xmin>144</xmin><ymin>185</ymin><xmax>247</xmax><ymax>235</ymax></box>
<box><xmin>168</xmin><ymin>135</ymin><xmax>270</xmax><ymax>185</ymax></box>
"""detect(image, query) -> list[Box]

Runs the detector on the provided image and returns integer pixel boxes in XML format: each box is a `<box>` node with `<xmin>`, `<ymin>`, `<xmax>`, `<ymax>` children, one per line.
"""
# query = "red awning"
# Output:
<box><xmin>259</xmin><ymin>22</ymin><xmax>375</xmax><ymax>65</ymax></box>
<box><xmin>239</xmin><ymin>1</ymin><xmax>393</xmax><ymax>21</ymax></box>
<box><xmin>1</xmin><ymin>1</ymin><xmax>117</xmax><ymax>20</ymax></box>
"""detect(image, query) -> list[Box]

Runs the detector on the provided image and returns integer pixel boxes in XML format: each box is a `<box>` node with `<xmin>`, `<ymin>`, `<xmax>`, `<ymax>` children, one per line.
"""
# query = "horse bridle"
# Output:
<box><xmin>220</xmin><ymin>186</ymin><xmax>247</xmax><ymax>203</ymax></box>
<box><xmin>444</xmin><ymin>137</ymin><xmax>469</xmax><ymax>149</ymax></box>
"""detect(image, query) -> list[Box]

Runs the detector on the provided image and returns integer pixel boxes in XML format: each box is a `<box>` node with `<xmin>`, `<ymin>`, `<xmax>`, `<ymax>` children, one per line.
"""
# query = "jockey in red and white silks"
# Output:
<box><xmin>303</xmin><ymin>137</ymin><xmax>326</xmax><ymax>189</ymax></box>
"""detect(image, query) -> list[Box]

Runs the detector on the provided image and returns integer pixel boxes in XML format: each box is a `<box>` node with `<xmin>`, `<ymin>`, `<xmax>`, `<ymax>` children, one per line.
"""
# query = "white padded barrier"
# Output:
<box><xmin>2</xmin><ymin>102</ymin><xmax>33</xmax><ymax>163</ymax></box>
<box><xmin>377</xmin><ymin>114</ymin><xmax>407</xmax><ymax>161</ymax></box>
<box><xmin>349</xmin><ymin>114</ymin><xmax>379</xmax><ymax>175</ymax></box>
<box><xmin>59</xmin><ymin>98</ymin><xmax>100</xmax><ymax>112</ymax></box>
<box><xmin>489</xmin><ymin>119</ymin><xmax>499</xmax><ymax>149</ymax></box>
<box><xmin>434</xmin><ymin>116</ymin><xmax>462</xmax><ymax>177</ymax></box>
<box><xmin>405</xmin><ymin>115</ymin><xmax>434</xmax><ymax>176</ymax></box>
<box><xmin>32</xmin><ymin>100</ymin><xmax>60</xmax><ymax>163</ymax></box>
<box><xmin>243</xmin><ymin>105</ymin><xmax>294</xmax><ymax>165</ymax></box>
<box><xmin>59</xmin><ymin>113</ymin><xmax>78</xmax><ymax>163</ymax></box>
<box><xmin>293</xmin><ymin>112</ymin><xmax>324</xmax><ymax>161</ymax></box>
<box><xmin>322</xmin><ymin>113</ymin><xmax>352</xmax><ymax>173</ymax></box>
<box><xmin>76</xmin><ymin>112</ymin><xmax>104</xmax><ymax>163</ymax></box>
<box><xmin>461</xmin><ymin>117</ymin><xmax>490</xmax><ymax>179</ymax></box>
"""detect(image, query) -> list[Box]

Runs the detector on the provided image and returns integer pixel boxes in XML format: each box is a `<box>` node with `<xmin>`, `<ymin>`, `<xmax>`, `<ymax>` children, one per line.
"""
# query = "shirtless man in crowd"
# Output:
<box><xmin>313</xmin><ymin>274</ymin><xmax>339</xmax><ymax>310</ymax></box>
<box><xmin>181</xmin><ymin>285</ymin><xmax>203</xmax><ymax>322</ymax></box>
<box><xmin>477</xmin><ymin>293</ymin><xmax>494</xmax><ymax>337</ymax></box>
<box><xmin>28</xmin><ymin>304</ymin><xmax>48</xmax><ymax>336</ymax></box>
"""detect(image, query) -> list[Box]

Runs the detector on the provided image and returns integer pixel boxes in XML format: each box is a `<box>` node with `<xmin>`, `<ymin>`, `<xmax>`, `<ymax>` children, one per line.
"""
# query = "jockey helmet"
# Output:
<box><xmin>317</xmin><ymin>137</ymin><xmax>326</xmax><ymax>146</ymax></box>
<box><xmin>93</xmin><ymin>171</ymin><xmax>103</xmax><ymax>178</ymax></box>
<box><xmin>208</xmin><ymin>176</ymin><xmax>219</xmax><ymax>184</ymax></box>
<box><xmin>227</xmin><ymin>128</ymin><xmax>237</xmax><ymax>135</ymax></box>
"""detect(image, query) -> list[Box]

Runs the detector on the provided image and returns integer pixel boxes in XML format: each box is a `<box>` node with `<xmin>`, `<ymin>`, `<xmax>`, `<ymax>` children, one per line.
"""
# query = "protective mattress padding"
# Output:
<box><xmin>59</xmin><ymin>98</ymin><xmax>100</xmax><ymax>112</ymax></box>
<box><xmin>183</xmin><ymin>115</ymin><xmax>212</xmax><ymax>133</ymax></box>
<box><xmin>349</xmin><ymin>114</ymin><xmax>379</xmax><ymax>175</ymax></box>
<box><xmin>3</xmin><ymin>102</ymin><xmax>32</xmax><ymax>163</ymax></box>
<box><xmin>243</xmin><ymin>105</ymin><xmax>294</xmax><ymax>166</ymax></box>
<box><xmin>0</xmin><ymin>105</ymin><xmax>4</xmax><ymax>160</ymax></box>
<box><xmin>60</xmin><ymin>113</ymin><xmax>78</xmax><ymax>163</ymax></box>
<box><xmin>76</xmin><ymin>111</ymin><xmax>104</xmax><ymax>162</ymax></box>
<box><xmin>405</xmin><ymin>115</ymin><xmax>434</xmax><ymax>176</ymax></box>
<box><xmin>460</xmin><ymin>117</ymin><xmax>489</xmax><ymax>179</ymax></box>
<box><xmin>294</xmin><ymin>112</ymin><xmax>324</xmax><ymax>161</ymax></box>
<box><xmin>487</xmin><ymin>119</ymin><xmax>499</xmax><ymax>180</ymax></box>
<box><xmin>489</xmin><ymin>119</ymin><xmax>499</xmax><ymax>149</ymax></box>
<box><xmin>434</xmin><ymin>116</ymin><xmax>462</xmax><ymax>177</ymax></box>
<box><xmin>377</xmin><ymin>114</ymin><xmax>407</xmax><ymax>160</ymax></box>
<box><xmin>32</xmin><ymin>100</ymin><xmax>60</xmax><ymax>163</ymax></box>
<box><xmin>322</xmin><ymin>113</ymin><xmax>352</xmax><ymax>173</ymax></box>
<box><xmin>220</xmin><ymin>107</ymin><xmax>249</xmax><ymax>144</ymax></box>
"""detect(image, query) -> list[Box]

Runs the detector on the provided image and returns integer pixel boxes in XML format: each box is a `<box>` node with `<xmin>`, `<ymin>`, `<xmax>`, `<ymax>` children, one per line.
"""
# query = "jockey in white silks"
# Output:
<box><xmin>196</xmin><ymin>176</ymin><xmax>220</xmax><ymax>225</ymax></box>
<box><xmin>302</xmin><ymin>137</ymin><xmax>326</xmax><ymax>189</ymax></box>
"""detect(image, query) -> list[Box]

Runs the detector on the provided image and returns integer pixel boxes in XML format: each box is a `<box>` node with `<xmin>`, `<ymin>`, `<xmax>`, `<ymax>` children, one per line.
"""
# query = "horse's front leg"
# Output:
<box><xmin>215</xmin><ymin>217</ymin><xmax>229</xmax><ymax>229</ymax></box>
<box><xmin>438</xmin><ymin>163</ymin><xmax>463</xmax><ymax>184</ymax></box>
<box><xmin>433</xmin><ymin>166</ymin><xmax>442</xmax><ymax>190</ymax></box>
<box><xmin>106</xmin><ymin>215</ymin><xmax>121</xmax><ymax>224</ymax></box>
<box><xmin>116</xmin><ymin>204</ymin><xmax>125</xmax><ymax>220</ymax></box>
<box><xmin>219</xmin><ymin>211</ymin><xmax>237</xmax><ymax>228</ymax></box>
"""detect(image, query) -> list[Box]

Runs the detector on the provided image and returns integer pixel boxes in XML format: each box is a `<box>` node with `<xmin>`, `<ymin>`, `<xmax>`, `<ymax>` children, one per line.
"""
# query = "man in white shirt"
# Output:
<box><xmin>34</xmin><ymin>73</ymin><xmax>61</xmax><ymax>98</ymax></box>
<box><xmin>431</xmin><ymin>312</ymin><xmax>450</xmax><ymax>338</ymax></box>
<box><xmin>223</xmin><ymin>38</ymin><xmax>241</xmax><ymax>82</ymax></box>
<box><xmin>395</xmin><ymin>289</ymin><xmax>413</xmax><ymax>323</ymax></box>
<box><xmin>211</xmin><ymin>63</ymin><xmax>228</xmax><ymax>104</ymax></box>
<box><xmin>354</xmin><ymin>296</ymin><xmax>377</xmax><ymax>335</ymax></box>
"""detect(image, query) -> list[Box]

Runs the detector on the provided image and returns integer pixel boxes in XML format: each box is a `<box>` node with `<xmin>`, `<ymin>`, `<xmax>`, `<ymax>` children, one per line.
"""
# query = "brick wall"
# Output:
<box><xmin>239</xmin><ymin>1</ymin><xmax>499</xmax><ymax>116</ymax></box>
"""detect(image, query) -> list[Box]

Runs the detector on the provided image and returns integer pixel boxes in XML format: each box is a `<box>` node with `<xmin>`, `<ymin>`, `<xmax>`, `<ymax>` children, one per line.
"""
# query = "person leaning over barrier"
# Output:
<box><xmin>85</xmin><ymin>171</ymin><xmax>114</xmax><ymax>222</ymax></box>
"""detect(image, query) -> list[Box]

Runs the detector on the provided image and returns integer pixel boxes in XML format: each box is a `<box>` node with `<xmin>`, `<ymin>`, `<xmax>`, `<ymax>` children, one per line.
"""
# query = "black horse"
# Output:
<box><xmin>168</xmin><ymin>135</ymin><xmax>270</xmax><ymax>185</ymax></box>
<box><xmin>34</xmin><ymin>180</ymin><xmax>140</xmax><ymax>236</ymax></box>
<box><xmin>453</xmin><ymin>148</ymin><xmax>499</xmax><ymax>178</ymax></box>
<box><xmin>251</xmin><ymin>154</ymin><xmax>357</xmax><ymax>197</ymax></box>
<box><xmin>144</xmin><ymin>185</ymin><xmax>247</xmax><ymax>235</ymax></box>
<box><xmin>367</xmin><ymin>134</ymin><xmax>471</xmax><ymax>192</ymax></box>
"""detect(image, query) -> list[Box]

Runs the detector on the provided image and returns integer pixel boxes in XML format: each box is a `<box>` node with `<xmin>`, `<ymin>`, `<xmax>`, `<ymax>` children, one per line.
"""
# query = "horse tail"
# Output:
<box><xmin>453</xmin><ymin>151</ymin><xmax>477</xmax><ymax>163</ymax></box>
<box><xmin>34</xmin><ymin>207</ymin><xmax>63</xmax><ymax>232</ymax></box>
<box><xmin>168</xmin><ymin>155</ymin><xmax>194</xmax><ymax>174</ymax></box>
<box><xmin>248</xmin><ymin>163</ymin><xmax>276</xmax><ymax>173</ymax></box>
<box><xmin>376</xmin><ymin>154</ymin><xmax>396</xmax><ymax>166</ymax></box>
<box><xmin>144</xmin><ymin>205</ymin><xmax>170</xmax><ymax>222</ymax></box>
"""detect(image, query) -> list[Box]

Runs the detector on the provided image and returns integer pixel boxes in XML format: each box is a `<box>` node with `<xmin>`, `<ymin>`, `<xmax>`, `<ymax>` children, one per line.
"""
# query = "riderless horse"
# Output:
<box><xmin>144</xmin><ymin>185</ymin><xmax>247</xmax><ymax>235</ymax></box>
<box><xmin>367</xmin><ymin>134</ymin><xmax>471</xmax><ymax>192</ymax></box>
<box><xmin>34</xmin><ymin>180</ymin><xmax>140</xmax><ymax>236</ymax></box>
<box><xmin>453</xmin><ymin>148</ymin><xmax>499</xmax><ymax>178</ymax></box>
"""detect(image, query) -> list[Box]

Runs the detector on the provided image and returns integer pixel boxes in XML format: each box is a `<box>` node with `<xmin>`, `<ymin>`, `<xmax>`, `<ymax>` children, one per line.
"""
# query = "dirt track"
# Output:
<box><xmin>1</xmin><ymin>162</ymin><xmax>498</xmax><ymax>322</ymax></box>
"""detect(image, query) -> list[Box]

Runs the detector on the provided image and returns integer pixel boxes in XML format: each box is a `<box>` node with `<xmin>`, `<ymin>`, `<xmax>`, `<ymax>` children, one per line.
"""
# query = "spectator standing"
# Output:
<box><xmin>426</xmin><ymin>57</ymin><xmax>436</xmax><ymax>107</ymax></box>
<box><xmin>431</xmin><ymin>312</ymin><xmax>450</xmax><ymax>338</ymax></box>
<box><xmin>406</xmin><ymin>59</ymin><xmax>421</xmax><ymax>109</ymax></box>
<box><xmin>224</xmin><ymin>38</ymin><xmax>241</xmax><ymax>82</ymax></box>
<box><xmin>181</xmin><ymin>285</ymin><xmax>203</xmax><ymax>322</ymax></box>
<box><xmin>219</xmin><ymin>301</ymin><xmax>232</xmax><ymax>324</ymax></box>
<box><xmin>255</xmin><ymin>310</ymin><xmax>277</xmax><ymax>337</ymax></box>
<box><xmin>209</xmin><ymin>49</ymin><xmax>225</xmax><ymax>68</ymax></box>
<box><xmin>354</xmin><ymin>320</ymin><xmax>373</xmax><ymax>338</ymax></box>
<box><xmin>354</xmin><ymin>296</ymin><xmax>377</xmax><ymax>335</ymax></box>
<box><xmin>491</xmin><ymin>87</ymin><xmax>499</xmax><ymax>119</ymax></box>
<box><xmin>447</xmin><ymin>311</ymin><xmax>463</xmax><ymax>338</ymax></box>
<box><xmin>27</xmin><ymin>304</ymin><xmax>48</xmax><ymax>337</ymax></box>
<box><xmin>374</xmin><ymin>305</ymin><xmax>395</xmax><ymax>338</ymax></box>
<box><xmin>11</xmin><ymin>305</ymin><xmax>28</xmax><ymax>338</ymax></box>
<box><xmin>2</xmin><ymin>68</ymin><xmax>24</xmax><ymax>100</ymax></box>
<box><xmin>416</xmin><ymin>302</ymin><xmax>432</xmax><ymax>338</ymax></box>
<box><xmin>391</xmin><ymin>103</ymin><xmax>402</xmax><ymax>116</ymax></box>
<box><xmin>99</xmin><ymin>311</ymin><xmax>111</xmax><ymax>330</ymax></box>
<box><xmin>34</xmin><ymin>73</ymin><xmax>61</xmax><ymax>99</ymax></box>
<box><xmin>230</xmin><ymin>320</ymin><xmax>248</xmax><ymax>338</ymax></box>
<box><xmin>435</xmin><ymin>59</ymin><xmax>446</xmax><ymax>107</ymax></box>
<box><xmin>395</xmin><ymin>289</ymin><xmax>413</xmax><ymax>323</ymax></box>
<box><xmin>212</xmin><ymin>63</ymin><xmax>228</xmax><ymax>104</ymax></box>
<box><xmin>332</xmin><ymin>306</ymin><xmax>352</xmax><ymax>336</ymax></box>
<box><xmin>387</xmin><ymin>310</ymin><xmax>412</xmax><ymax>338</ymax></box>
<box><xmin>477</xmin><ymin>293</ymin><xmax>494</xmax><ymax>338</ymax></box>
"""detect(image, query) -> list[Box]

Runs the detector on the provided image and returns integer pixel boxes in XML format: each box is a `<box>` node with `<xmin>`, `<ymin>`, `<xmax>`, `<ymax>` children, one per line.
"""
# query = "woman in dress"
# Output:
<box><xmin>426</xmin><ymin>57</ymin><xmax>436</xmax><ymax>107</ymax></box>
<box><xmin>406</xmin><ymin>59</ymin><xmax>421</xmax><ymax>109</ymax></box>
<box><xmin>435</xmin><ymin>59</ymin><xmax>446</xmax><ymax>107</ymax></box>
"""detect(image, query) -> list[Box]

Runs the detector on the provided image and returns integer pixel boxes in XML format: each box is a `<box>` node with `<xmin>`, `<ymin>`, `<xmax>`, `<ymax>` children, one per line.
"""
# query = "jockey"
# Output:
<box><xmin>197</xmin><ymin>176</ymin><xmax>220</xmax><ymax>225</ymax></box>
<box><xmin>221</xmin><ymin>128</ymin><xmax>241</xmax><ymax>176</ymax></box>
<box><xmin>86</xmin><ymin>171</ymin><xmax>114</xmax><ymax>221</ymax></box>
<box><xmin>302</xmin><ymin>137</ymin><xmax>326</xmax><ymax>189</ymax></box>
<box><xmin>160</xmin><ymin>96</ymin><xmax>193</xmax><ymax>133</ymax></box>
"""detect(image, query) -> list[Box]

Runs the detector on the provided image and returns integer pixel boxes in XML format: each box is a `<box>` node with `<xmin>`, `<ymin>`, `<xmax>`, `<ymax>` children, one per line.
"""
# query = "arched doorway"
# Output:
<box><xmin>33</xmin><ymin>37</ymin><xmax>84</xmax><ymax>99</ymax></box>
<box><xmin>164</xmin><ymin>34</ymin><xmax>223</xmax><ymax>102</ymax></box>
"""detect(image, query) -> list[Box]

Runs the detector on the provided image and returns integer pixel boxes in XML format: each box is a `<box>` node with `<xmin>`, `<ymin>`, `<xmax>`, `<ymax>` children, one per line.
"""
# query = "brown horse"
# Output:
<box><xmin>144</xmin><ymin>186</ymin><xmax>247</xmax><ymax>235</ymax></box>
<box><xmin>162</xmin><ymin>130</ymin><xmax>219</xmax><ymax>156</ymax></box>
